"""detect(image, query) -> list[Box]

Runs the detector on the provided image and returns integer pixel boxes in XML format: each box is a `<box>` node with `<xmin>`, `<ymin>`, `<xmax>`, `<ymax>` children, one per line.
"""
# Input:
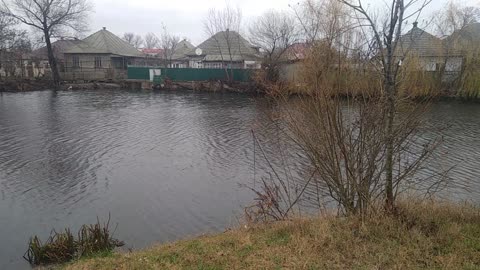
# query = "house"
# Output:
<box><xmin>169</xmin><ymin>39</ymin><xmax>195</xmax><ymax>68</ymax></box>
<box><xmin>447</xmin><ymin>23</ymin><xmax>480</xmax><ymax>55</ymax></box>
<box><xmin>395</xmin><ymin>22</ymin><xmax>463</xmax><ymax>73</ymax></box>
<box><xmin>186</xmin><ymin>30</ymin><xmax>260</xmax><ymax>69</ymax></box>
<box><xmin>279</xmin><ymin>43</ymin><xmax>309</xmax><ymax>83</ymax></box>
<box><xmin>141</xmin><ymin>48</ymin><xmax>163</xmax><ymax>57</ymax></box>
<box><xmin>63</xmin><ymin>27</ymin><xmax>145</xmax><ymax>80</ymax></box>
<box><xmin>29</xmin><ymin>39</ymin><xmax>85</xmax><ymax>77</ymax></box>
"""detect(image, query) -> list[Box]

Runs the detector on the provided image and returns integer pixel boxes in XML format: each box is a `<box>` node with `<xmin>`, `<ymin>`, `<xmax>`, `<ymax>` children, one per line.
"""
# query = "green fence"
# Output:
<box><xmin>127</xmin><ymin>67</ymin><xmax>253</xmax><ymax>82</ymax></box>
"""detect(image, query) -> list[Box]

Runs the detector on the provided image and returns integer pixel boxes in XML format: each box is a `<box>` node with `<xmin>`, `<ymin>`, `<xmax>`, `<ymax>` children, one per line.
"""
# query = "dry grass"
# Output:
<box><xmin>61</xmin><ymin>200</ymin><xmax>480</xmax><ymax>270</ymax></box>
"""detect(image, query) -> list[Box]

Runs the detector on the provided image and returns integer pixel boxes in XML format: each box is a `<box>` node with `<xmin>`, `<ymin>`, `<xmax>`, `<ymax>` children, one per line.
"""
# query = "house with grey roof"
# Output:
<box><xmin>63</xmin><ymin>27</ymin><xmax>145</xmax><ymax>80</ymax></box>
<box><xmin>447</xmin><ymin>23</ymin><xmax>480</xmax><ymax>55</ymax></box>
<box><xmin>169</xmin><ymin>39</ymin><xmax>195</xmax><ymax>68</ymax></box>
<box><xmin>396</xmin><ymin>23</ymin><xmax>446</xmax><ymax>70</ymax></box>
<box><xmin>395</xmin><ymin>22</ymin><xmax>463</xmax><ymax>75</ymax></box>
<box><xmin>186</xmin><ymin>30</ymin><xmax>260</xmax><ymax>69</ymax></box>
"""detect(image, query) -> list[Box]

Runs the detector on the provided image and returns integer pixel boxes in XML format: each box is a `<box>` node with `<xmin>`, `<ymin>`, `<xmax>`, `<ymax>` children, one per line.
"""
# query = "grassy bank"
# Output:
<box><xmin>61</xmin><ymin>201</ymin><xmax>480</xmax><ymax>270</ymax></box>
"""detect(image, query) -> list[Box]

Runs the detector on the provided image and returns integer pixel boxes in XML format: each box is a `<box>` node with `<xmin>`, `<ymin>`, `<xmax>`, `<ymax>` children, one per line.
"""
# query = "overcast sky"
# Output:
<box><xmin>90</xmin><ymin>0</ymin><xmax>480</xmax><ymax>45</ymax></box>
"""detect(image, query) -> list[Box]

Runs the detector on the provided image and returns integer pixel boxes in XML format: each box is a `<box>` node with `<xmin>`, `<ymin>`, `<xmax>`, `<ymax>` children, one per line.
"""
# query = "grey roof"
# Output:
<box><xmin>447</xmin><ymin>23</ymin><xmax>480</xmax><ymax>52</ymax></box>
<box><xmin>395</xmin><ymin>25</ymin><xmax>444</xmax><ymax>57</ymax></box>
<box><xmin>187</xmin><ymin>31</ymin><xmax>259</xmax><ymax>62</ymax></box>
<box><xmin>172</xmin><ymin>40</ymin><xmax>195</xmax><ymax>60</ymax></box>
<box><xmin>65</xmin><ymin>29</ymin><xmax>143</xmax><ymax>57</ymax></box>
<box><xmin>32</xmin><ymin>39</ymin><xmax>85</xmax><ymax>60</ymax></box>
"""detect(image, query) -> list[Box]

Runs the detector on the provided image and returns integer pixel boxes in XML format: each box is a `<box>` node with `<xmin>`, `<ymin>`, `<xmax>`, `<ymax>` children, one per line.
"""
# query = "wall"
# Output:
<box><xmin>64</xmin><ymin>54</ymin><xmax>112</xmax><ymax>71</ymax></box>
<box><xmin>279</xmin><ymin>62</ymin><xmax>303</xmax><ymax>83</ymax></box>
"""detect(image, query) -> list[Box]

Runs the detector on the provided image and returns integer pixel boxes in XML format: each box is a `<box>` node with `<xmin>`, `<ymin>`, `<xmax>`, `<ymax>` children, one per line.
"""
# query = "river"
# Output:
<box><xmin>0</xmin><ymin>90</ymin><xmax>479</xmax><ymax>269</ymax></box>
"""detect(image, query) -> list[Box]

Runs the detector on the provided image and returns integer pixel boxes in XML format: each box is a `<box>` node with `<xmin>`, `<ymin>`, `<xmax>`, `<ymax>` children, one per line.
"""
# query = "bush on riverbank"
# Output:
<box><xmin>24</xmin><ymin>217</ymin><xmax>124</xmax><ymax>266</ymax></box>
<box><xmin>62</xmin><ymin>200</ymin><xmax>480</xmax><ymax>270</ymax></box>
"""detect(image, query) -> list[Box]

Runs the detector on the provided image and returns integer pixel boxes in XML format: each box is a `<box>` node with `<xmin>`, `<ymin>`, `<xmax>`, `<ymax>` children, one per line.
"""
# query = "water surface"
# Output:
<box><xmin>0</xmin><ymin>90</ymin><xmax>479</xmax><ymax>269</ymax></box>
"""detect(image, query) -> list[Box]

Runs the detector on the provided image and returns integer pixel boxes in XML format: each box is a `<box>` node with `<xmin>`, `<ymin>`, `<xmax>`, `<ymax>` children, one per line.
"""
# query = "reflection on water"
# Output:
<box><xmin>0</xmin><ymin>90</ymin><xmax>479</xmax><ymax>269</ymax></box>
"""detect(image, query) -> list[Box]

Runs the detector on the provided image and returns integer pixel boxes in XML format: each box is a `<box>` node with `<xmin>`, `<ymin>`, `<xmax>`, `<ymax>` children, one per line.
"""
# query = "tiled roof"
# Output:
<box><xmin>447</xmin><ymin>23</ymin><xmax>480</xmax><ymax>52</ymax></box>
<box><xmin>395</xmin><ymin>25</ymin><xmax>444</xmax><ymax>57</ymax></box>
<box><xmin>65</xmin><ymin>28</ymin><xmax>143</xmax><ymax>57</ymax></box>
<box><xmin>172</xmin><ymin>40</ymin><xmax>195</xmax><ymax>60</ymax></box>
<box><xmin>187</xmin><ymin>31</ymin><xmax>259</xmax><ymax>62</ymax></box>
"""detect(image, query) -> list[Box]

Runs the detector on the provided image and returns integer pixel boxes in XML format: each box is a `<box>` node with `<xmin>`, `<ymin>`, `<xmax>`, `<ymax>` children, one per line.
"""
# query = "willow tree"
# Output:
<box><xmin>1</xmin><ymin>0</ymin><xmax>92</xmax><ymax>87</ymax></box>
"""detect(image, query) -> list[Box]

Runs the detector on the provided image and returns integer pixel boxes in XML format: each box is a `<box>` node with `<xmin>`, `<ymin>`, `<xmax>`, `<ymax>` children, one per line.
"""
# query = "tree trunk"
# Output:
<box><xmin>44</xmin><ymin>30</ymin><xmax>60</xmax><ymax>88</ymax></box>
<box><xmin>385</xmin><ymin>78</ymin><xmax>395</xmax><ymax>211</ymax></box>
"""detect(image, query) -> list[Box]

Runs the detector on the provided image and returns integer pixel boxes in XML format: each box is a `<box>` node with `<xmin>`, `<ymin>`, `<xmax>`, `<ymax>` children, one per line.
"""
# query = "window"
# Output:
<box><xmin>95</xmin><ymin>57</ymin><xmax>102</xmax><ymax>68</ymax></box>
<box><xmin>72</xmin><ymin>56</ymin><xmax>80</xmax><ymax>68</ymax></box>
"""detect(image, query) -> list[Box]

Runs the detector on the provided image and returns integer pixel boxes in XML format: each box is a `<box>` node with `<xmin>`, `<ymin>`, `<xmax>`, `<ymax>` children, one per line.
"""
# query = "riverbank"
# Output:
<box><xmin>0</xmin><ymin>79</ymin><xmax>258</xmax><ymax>94</ymax></box>
<box><xmin>61</xmin><ymin>200</ymin><xmax>480</xmax><ymax>270</ymax></box>
<box><xmin>0</xmin><ymin>79</ymin><xmax>125</xmax><ymax>92</ymax></box>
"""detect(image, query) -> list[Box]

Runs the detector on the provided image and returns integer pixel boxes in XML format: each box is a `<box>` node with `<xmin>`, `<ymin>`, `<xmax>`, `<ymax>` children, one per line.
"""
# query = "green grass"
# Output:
<box><xmin>61</xmin><ymin>201</ymin><xmax>480</xmax><ymax>270</ymax></box>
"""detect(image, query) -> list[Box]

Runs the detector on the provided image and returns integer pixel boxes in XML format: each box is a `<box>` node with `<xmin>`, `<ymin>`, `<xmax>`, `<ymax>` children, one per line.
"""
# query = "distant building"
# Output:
<box><xmin>447</xmin><ymin>23</ymin><xmax>480</xmax><ymax>55</ymax></box>
<box><xmin>169</xmin><ymin>39</ymin><xmax>195</xmax><ymax>68</ymax></box>
<box><xmin>63</xmin><ymin>27</ymin><xmax>144</xmax><ymax>80</ymax></box>
<box><xmin>141</xmin><ymin>48</ymin><xmax>164</xmax><ymax>57</ymax></box>
<box><xmin>186</xmin><ymin>30</ymin><xmax>260</xmax><ymax>69</ymax></box>
<box><xmin>395</xmin><ymin>22</ymin><xmax>463</xmax><ymax>74</ymax></box>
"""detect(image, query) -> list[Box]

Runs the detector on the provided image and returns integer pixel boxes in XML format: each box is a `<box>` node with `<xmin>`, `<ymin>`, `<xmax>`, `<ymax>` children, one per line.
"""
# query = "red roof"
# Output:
<box><xmin>285</xmin><ymin>43</ymin><xmax>309</xmax><ymax>61</ymax></box>
<box><xmin>141</xmin><ymin>48</ymin><xmax>163</xmax><ymax>55</ymax></box>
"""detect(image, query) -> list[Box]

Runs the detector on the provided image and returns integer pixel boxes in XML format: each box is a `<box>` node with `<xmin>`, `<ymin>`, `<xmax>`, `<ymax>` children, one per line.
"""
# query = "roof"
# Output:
<box><xmin>447</xmin><ymin>23</ymin><xmax>480</xmax><ymax>52</ymax></box>
<box><xmin>187</xmin><ymin>31</ymin><xmax>259</xmax><ymax>62</ymax></box>
<box><xmin>142</xmin><ymin>48</ymin><xmax>164</xmax><ymax>55</ymax></box>
<box><xmin>65</xmin><ymin>28</ymin><xmax>143</xmax><ymax>57</ymax></box>
<box><xmin>32</xmin><ymin>39</ymin><xmax>85</xmax><ymax>60</ymax></box>
<box><xmin>284</xmin><ymin>43</ymin><xmax>309</xmax><ymax>61</ymax></box>
<box><xmin>172</xmin><ymin>40</ymin><xmax>195</xmax><ymax>60</ymax></box>
<box><xmin>395</xmin><ymin>24</ymin><xmax>444</xmax><ymax>57</ymax></box>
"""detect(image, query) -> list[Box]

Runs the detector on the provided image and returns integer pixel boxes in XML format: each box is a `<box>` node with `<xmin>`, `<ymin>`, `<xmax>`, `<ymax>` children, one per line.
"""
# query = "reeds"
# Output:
<box><xmin>24</xmin><ymin>215</ymin><xmax>124</xmax><ymax>266</ymax></box>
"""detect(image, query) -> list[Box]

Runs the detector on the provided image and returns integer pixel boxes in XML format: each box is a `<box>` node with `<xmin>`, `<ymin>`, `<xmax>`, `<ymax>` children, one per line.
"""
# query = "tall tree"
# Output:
<box><xmin>203</xmin><ymin>4</ymin><xmax>242</xmax><ymax>81</ymax></box>
<box><xmin>249</xmin><ymin>10</ymin><xmax>298</xmax><ymax>82</ymax></box>
<box><xmin>160</xmin><ymin>25</ymin><xmax>180</xmax><ymax>67</ymax></box>
<box><xmin>123</xmin><ymin>32</ymin><xmax>144</xmax><ymax>49</ymax></box>
<box><xmin>1</xmin><ymin>0</ymin><xmax>92</xmax><ymax>87</ymax></box>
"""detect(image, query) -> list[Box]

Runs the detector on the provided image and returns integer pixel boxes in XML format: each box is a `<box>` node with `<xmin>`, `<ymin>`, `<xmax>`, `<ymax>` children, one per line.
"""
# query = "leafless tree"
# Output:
<box><xmin>0</xmin><ymin>14</ymin><xmax>15</xmax><ymax>49</ymax></box>
<box><xmin>433</xmin><ymin>0</ymin><xmax>480</xmax><ymax>38</ymax></box>
<box><xmin>0</xmin><ymin>0</ymin><xmax>92</xmax><ymax>87</ymax></box>
<box><xmin>0</xmin><ymin>16</ymin><xmax>30</xmax><ymax>78</ymax></box>
<box><xmin>249</xmin><ymin>10</ymin><xmax>299</xmax><ymax>82</ymax></box>
<box><xmin>203</xmin><ymin>4</ymin><xmax>242</xmax><ymax>81</ymax></box>
<box><xmin>144</xmin><ymin>32</ymin><xmax>160</xmax><ymax>49</ymax></box>
<box><xmin>159</xmin><ymin>25</ymin><xmax>180</xmax><ymax>67</ymax></box>
<box><xmin>123</xmin><ymin>32</ymin><xmax>144</xmax><ymax>49</ymax></box>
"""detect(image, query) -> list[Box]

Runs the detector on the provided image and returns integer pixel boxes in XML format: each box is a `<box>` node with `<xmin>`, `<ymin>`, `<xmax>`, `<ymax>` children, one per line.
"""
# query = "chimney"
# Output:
<box><xmin>413</xmin><ymin>22</ymin><xmax>418</xmax><ymax>28</ymax></box>
<box><xmin>103</xmin><ymin>27</ymin><xmax>106</xmax><ymax>30</ymax></box>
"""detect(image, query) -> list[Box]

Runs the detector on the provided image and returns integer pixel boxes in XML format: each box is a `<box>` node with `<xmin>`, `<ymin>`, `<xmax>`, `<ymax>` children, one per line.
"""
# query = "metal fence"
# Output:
<box><xmin>127</xmin><ymin>67</ymin><xmax>253</xmax><ymax>82</ymax></box>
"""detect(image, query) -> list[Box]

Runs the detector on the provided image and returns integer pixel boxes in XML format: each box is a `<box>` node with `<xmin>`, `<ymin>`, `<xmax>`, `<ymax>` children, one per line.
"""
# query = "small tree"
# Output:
<box><xmin>1</xmin><ymin>0</ymin><xmax>92</xmax><ymax>87</ymax></box>
<box><xmin>339</xmin><ymin>0</ymin><xmax>434</xmax><ymax>211</ymax></box>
